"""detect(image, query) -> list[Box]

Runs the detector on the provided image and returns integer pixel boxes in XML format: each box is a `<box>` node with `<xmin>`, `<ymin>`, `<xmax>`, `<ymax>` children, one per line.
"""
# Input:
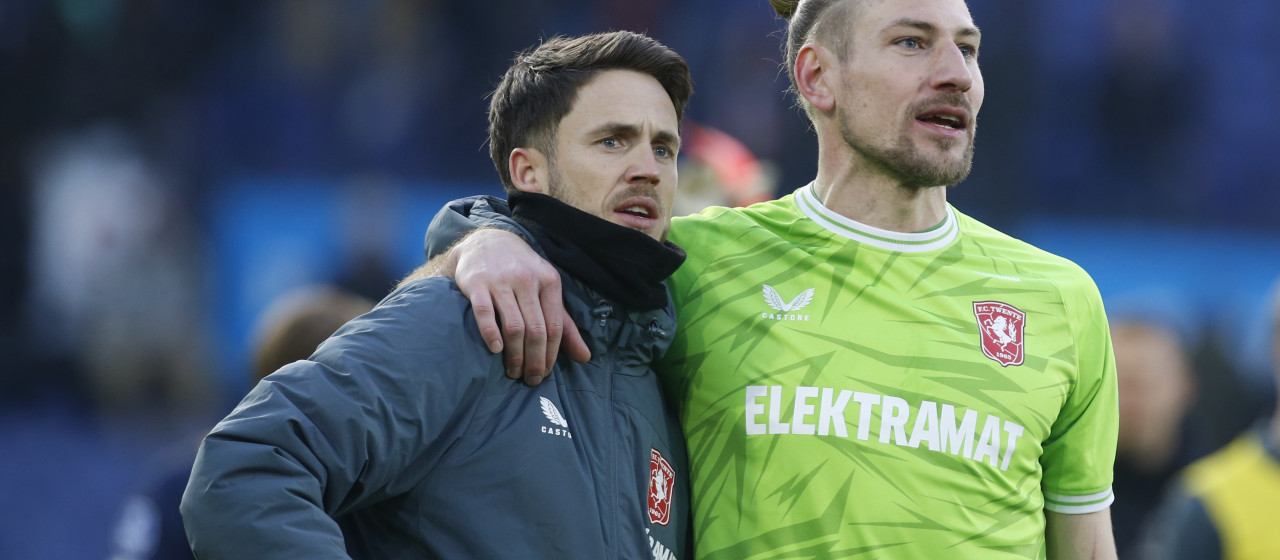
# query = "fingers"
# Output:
<box><xmin>561</xmin><ymin>313</ymin><xmax>592</xmax><ymax>364</ymax></box>
<box><xmin>513</xmin><ymin>281</ymin><xmax>549</xmax><ymax>385</ymax></box>
<box><xmin>469</xmin><ymin>290</ymin><xmax>503</xmax><ymax>354</ymax></box>
<box><xmin>541</xmin><ymin>282</ymin><xmax>567</xmax><ymax>375</ymax></box>
<box><xmin>490</xmin><ymin>288</ymin><xmax>525</xmax><ymax>379</ymax></box>
<box><xmin>450</xmin><ymin>228</ymin><xmax>572</xmax><ymax>386</ymax></box>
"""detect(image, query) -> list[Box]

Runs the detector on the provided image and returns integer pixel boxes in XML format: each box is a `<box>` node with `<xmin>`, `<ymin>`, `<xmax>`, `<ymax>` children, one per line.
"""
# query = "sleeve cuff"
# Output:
<box><xmin>1044</xmin><ymin>486</ymin><xmax>1114</xmax><ymax>514</ymax></box>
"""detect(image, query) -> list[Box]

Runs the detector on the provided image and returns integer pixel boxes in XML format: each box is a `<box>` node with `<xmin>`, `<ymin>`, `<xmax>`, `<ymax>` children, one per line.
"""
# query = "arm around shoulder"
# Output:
<box><xmin>404</xmin><ymin>192</ymin><xmax>532</xmax><ymax>287</ymax></box>
<box><xmin>400</xmin><ymin>227</ymin><xmax>525</xmax><ymax>288</ymax></box>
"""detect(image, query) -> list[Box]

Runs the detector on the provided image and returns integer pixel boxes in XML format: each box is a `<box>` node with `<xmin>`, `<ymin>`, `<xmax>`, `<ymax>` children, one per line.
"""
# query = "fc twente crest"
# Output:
<box><xmin>973</xmin><ymin>301</ymin><xmax>1025</xmax><ymax>367</ymax></box>
<box><xmin>648</xmin><ymin>448</ymin><xmax>675</xmax><ymax>526</ymax></box>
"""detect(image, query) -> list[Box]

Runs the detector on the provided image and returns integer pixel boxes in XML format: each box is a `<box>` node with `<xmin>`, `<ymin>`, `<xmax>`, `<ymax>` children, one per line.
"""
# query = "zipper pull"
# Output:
<box><xmin>647</xmin><ymin>319</ymin><xmax>668</xmax><ymax>338</ymax></box>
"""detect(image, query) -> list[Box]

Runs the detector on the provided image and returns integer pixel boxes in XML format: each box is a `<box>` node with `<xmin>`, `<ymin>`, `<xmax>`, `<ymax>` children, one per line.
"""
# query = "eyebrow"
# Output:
<box><xmin>885</xmin><ymin>18</ymin><xmax>982</xmax><ymax>40</ymax></box>
<box><xmin>587</xmin><ymin>122</ymin><xmax>682</xmax><ymax>150</ymax></box>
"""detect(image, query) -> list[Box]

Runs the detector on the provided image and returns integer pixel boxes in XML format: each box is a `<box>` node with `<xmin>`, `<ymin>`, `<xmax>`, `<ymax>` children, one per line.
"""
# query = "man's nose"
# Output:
<box><xmin>628</xmin><ymin>146</ymin><xmax>662</xmax><ymax>184</ymax></box>
<box><xmin>931</xmin><ymin>43</ymin><xmax>975</xmax><ymax>92</ymax></box>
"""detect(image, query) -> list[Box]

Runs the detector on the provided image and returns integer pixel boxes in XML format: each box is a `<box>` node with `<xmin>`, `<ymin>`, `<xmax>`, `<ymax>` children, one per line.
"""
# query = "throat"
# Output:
<box><xmin>810</xmin><ymin>176</ymin><xmax>949</xmax><ymax>234</ymax></box>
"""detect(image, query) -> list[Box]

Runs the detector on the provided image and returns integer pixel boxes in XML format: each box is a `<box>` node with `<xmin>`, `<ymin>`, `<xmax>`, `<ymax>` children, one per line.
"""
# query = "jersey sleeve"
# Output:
<box><xmin>1039</xmin><ymin>270</ymin><xmax>1119</xmax><ymax>514</ymax></box>
<box><xmin>181</xmin><ymin>279</ymin><xmax>494</xmax><ymax>557</ymax></box>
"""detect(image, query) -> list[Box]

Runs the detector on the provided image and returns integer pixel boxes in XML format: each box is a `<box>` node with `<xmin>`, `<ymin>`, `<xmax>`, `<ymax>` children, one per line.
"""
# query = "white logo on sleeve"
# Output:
<box><xmin>762</xmin><ymin>284</ymin><xmax>813</xmax><ymax>321</ymax></box>
<box><xmin>539</xmin><ymin>396</ymin><xmax>572</xmax><ymax>438</ymax></box>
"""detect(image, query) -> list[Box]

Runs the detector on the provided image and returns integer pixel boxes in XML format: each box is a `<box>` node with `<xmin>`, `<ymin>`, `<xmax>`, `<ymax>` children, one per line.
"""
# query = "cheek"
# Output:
<box><xmin>662</xmin><ymin>165</ymin><xmax>679</xmax><ymax>197</ymax></box>
<box><xmin>970</xmin><ymin>77</ymin><xmax>986</xmax><ymax>111</ymax></box>
<box><xmin>661</xmin><ymin>186</ymin><xmax>677</xmax><ymax>213</ymax></box>
<box><xmin>564</xmin><ymin>156</ymin><xmax>608</xmax><ymax>182</ymax></box>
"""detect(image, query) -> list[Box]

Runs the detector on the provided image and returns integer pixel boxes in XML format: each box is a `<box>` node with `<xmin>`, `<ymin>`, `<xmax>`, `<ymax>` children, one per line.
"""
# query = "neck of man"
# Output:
<box><xmin>811</xmin><ymin>128</ymin><xmax>950</xmax><ymax>233</ymax></box>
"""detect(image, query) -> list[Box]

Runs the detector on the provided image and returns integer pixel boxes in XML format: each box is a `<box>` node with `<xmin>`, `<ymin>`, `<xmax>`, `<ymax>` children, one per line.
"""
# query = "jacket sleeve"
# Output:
<box><xmin>180</xmin><ymin>278</ymin><xmax>494</xmax><ymax>559</ymax></box>
<box><xmin>423</xmin><ymin>195</ymin><xmax>524</xmax><ymax>260</ymax></box>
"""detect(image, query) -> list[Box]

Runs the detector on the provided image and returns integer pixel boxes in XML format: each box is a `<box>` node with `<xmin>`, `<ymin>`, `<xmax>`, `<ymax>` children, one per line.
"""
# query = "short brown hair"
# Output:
<box><xmin>488</xmin><ymin>31</ymin><xmax>693</xmax><ymax>194</ymax></box>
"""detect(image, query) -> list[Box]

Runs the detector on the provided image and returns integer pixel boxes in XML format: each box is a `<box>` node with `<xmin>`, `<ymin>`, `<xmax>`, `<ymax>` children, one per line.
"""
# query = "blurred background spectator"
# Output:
<box><xmin>1137</xmin><ymin>278</ymin><xmax>1280</xmax><ymax>559</ymax></box>
<box><xmin>1108</xmin><ymin>310</ymin><xmax>1200</xmax><ymax>557</ymax></box>
<box><xmin>0</xmin><ymin>0</ymin><xmax>1277</xmax><ymax>557</ymax></box>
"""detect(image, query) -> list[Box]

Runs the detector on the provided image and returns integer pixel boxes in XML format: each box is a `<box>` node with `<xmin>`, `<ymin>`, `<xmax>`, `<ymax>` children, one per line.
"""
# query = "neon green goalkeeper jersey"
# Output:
<box><xmin>658</xmin><ymin>184</ymin><xmax>1118</xmax><ymax>559</ymax></box>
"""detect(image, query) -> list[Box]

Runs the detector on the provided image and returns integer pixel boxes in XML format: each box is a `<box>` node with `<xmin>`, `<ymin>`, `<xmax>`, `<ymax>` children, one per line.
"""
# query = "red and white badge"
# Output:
<box><xmin>648</xmin><ymin>448</ymin><xmax>675</xmax><ymax>526</ymax></box>
<box><xmin>973</xmin><ymin>301</ymin><xmax>1026</xmax><ymax>367</ymax></box>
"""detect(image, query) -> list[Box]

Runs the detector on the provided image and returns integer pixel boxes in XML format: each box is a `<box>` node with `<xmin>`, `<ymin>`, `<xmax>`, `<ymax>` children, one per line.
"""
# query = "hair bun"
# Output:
<box><xmin>770</xmin><ymin>0</ymin><xmax>800</xmax><ymax>19</ymax></box>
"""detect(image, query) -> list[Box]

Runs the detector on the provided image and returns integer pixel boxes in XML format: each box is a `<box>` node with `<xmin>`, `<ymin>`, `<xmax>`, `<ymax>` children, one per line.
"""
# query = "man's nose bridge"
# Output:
<box><xmin>932</xmin><ymin>43</ymin><xmax>973</xmax><ymax>90</ymax></box>
<box><xmin>628</xmin><ymin>141</ymin><xmax>661</xmax><ymax>179</ymax></box>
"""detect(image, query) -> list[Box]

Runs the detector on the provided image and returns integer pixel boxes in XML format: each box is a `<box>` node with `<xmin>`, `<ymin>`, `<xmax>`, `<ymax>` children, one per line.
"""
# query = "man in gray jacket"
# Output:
<box><xmin>181</xmin><ymin>31</ymin><xmax>693</xmax><ymax>559</ymax></box>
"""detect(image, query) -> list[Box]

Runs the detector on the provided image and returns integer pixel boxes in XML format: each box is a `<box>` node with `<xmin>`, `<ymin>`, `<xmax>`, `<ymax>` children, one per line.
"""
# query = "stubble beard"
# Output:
<box><xmin>547</xmin><ymin>160</ymin><xmax>671</xmax><ymax>242</ymax></box>
<box><xmin>546</xmin><ymin>159</ymin><xmax>570</xmax><ymax>203</ymax></box>
<box><xmin>838</xmin><ymin>103</ymin><xmax>977</xmax><ymax>190</ymax></box>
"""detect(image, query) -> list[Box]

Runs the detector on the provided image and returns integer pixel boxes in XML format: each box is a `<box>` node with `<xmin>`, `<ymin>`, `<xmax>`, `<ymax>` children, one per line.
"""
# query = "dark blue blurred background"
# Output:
<box><xmin>1</xmin><ymin>0</ymin><xmax>1278</xmax><ymax>558</ymax></box>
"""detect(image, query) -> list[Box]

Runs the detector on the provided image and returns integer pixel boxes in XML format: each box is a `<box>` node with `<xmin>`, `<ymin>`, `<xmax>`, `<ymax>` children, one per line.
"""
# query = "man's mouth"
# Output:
<box><xmin>918</xmin><ymin>114</ymin><xmax>963</xmax><ymax>129</ymax></box>
<box><xmin>618</xmin><ymin>205</ymin><xmax>652</xmax><ymax>218</ymax></box>
<box><xmin>612</xmin><ymin>197</ymin><xmax>661</xmax><ymax>234</ymax></box>
<box><xmin>916</xmin><ymin>108</ymin><xmax>968</xmax><ymax>130</ymax></box>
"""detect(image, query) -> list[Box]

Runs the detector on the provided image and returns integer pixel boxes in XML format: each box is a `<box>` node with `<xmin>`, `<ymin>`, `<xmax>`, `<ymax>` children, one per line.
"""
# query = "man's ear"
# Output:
<box><xmin>509</xmin><ymin>147</ymin><xmax>551</xmax><ymax>194</ymax></box>
<box><xmin>795</xmin><ymin>43</ymin><xmax>838</xmax><ymax>112</ymax></box>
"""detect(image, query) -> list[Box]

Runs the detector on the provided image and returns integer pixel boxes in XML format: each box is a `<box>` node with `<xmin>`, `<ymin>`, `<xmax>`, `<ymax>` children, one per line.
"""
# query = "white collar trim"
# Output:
<box><xmin>795</xmin><ymin>183</ymin><xmax>959</xmax><ymax>253</ymax></box>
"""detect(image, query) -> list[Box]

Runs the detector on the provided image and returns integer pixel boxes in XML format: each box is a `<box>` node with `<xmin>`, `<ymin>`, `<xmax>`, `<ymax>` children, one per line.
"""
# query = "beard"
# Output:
<box><xmin>546</xmin><ymin>161</ymin><xmax>569</xmax><ymax>201</ymax></box>
<box><xmin>838</xmin><ymin>95</ymin><xmax>977</xmax><ymax>189</ymax></box>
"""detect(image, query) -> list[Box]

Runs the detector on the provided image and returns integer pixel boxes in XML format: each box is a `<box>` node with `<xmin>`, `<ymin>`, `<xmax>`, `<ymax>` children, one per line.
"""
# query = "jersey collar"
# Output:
<box><xmin>795</xmin><ymin>183</ymin><xmax>959</xmax><ymax>253</ymax></box>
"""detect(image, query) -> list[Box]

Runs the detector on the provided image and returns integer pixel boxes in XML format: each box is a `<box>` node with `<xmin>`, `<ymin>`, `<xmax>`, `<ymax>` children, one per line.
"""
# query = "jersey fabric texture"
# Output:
<box><xmin>657</xmin><ymin>184</ymin><xmax>1118</xmax><ymax>559</ymax></box>
<box><xmin>1142</xmin><ymin>422</ymin><xmax>1280</xmax><ymax>560</ymax></box>
<box><xmin>182</xmin><ymin>206</ymin><xmax>689</xmax><ymax>559</ymax></box>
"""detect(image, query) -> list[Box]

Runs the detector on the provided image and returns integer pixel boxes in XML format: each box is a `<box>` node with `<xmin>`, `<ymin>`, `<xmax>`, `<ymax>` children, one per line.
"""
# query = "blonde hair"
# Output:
<box><xmin>769</xmin><ymin>0</ymin><xmax>863</xmax><ymax>116</ymax></box>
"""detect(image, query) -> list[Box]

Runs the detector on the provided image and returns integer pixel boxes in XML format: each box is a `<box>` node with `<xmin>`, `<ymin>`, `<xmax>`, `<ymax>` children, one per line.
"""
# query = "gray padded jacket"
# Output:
<box><xmin>181</xmin><ymin>199</ymin><xmax>689</xmax><ymax>560</ymax></box>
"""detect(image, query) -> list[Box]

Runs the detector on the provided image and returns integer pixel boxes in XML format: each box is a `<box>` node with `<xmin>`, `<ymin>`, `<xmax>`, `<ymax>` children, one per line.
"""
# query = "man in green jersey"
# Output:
<box><xmin>425</xmin><ymin>0</ymin><xmax>1119</xmax><ymax>557</ymax></box>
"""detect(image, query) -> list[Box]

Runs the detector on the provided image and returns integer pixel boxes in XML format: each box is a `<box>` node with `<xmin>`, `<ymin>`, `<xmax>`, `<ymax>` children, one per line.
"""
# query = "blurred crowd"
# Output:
<box><xmin>1</xmin><ymin>0</ymin><xmax>1278</xmax><ymax>558</ymax></box>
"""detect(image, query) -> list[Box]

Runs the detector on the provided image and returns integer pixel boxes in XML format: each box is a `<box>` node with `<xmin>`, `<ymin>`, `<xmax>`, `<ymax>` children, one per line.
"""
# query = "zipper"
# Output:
<box><xmin>592</xmin><ymin>303</ymin><xmax>613</xmax><ymax>330</ymax></box>
<box><xmin>595</xmin><ymin>300</ymin><xmax>621</xmax><ymax>559</ymax></box>
<box><xmin>647</xmin><ymin>318</ymin><xmax>667</xmax><ymax>339</ymax></box>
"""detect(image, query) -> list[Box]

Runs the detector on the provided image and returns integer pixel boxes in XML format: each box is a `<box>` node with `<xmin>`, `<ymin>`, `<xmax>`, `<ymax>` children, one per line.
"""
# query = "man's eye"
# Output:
<box><xmin>602</xmin><ymin>138</ymin><xmax>621</xmax><ymax>149</ymax></box>
<box><xmin>897</xmin><ymin>37</ymin><xmax>923</xmax><ymax>49</ymax></box>
<box><xmin>654</xmin><ymin>145</ymin><xmax>672</xmax><ymax>159</ymax></box>
<box><xmin>960</xmin><ymin>44</ymin><xmax>979</xmax><ymax>59</ymax></box>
